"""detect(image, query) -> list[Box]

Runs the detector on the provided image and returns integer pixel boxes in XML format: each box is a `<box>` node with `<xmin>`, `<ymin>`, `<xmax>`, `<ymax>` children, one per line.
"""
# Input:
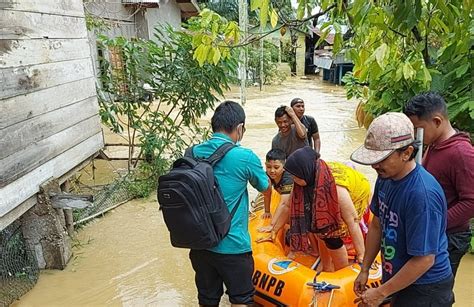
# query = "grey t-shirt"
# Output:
<box><xmin>271</xmin><ymin>126</ymin><xmax>308</xmax><ymax>157</ymax></box>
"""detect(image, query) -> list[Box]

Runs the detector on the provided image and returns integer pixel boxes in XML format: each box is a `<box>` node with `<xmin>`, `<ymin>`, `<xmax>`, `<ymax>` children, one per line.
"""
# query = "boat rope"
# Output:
<box><xmin>328</xmin><ymin>289</ymin><xmax>335</xmax><ymax>307</ymax></box>
<box><xmin>310</xmin><ymin>257</ymin><xmax>321</xmax><ymax>270</ymax></box>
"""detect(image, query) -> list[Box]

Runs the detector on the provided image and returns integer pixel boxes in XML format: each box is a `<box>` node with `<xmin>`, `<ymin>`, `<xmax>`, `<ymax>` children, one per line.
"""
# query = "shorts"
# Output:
<box><xmin>390</xmin><ymin>275</ymin><xmax>454</xmax><ymax>307</ymax></box>
<box><xmin>189</xmin><ymin>249</ymin><xmax>254</xmax><ymax>306</ymax></box>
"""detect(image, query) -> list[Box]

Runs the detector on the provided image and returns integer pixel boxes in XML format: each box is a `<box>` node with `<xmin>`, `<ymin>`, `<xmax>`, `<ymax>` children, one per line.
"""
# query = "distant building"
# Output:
<box><xmin>84</xmin><ymin>0</ymin><xmax>199</xmax><ymax>79</ymax></box>
<box><xmin>308</xmin><ymin>25</ymin><xmax>353</xmax><ymax>84</ymax></box>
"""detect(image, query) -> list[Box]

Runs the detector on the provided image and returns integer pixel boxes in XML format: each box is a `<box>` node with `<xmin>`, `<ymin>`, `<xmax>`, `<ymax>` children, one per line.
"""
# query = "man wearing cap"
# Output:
<box><xmin>291</xmin><ymin>98</ymin><xmax>321</xmax><ymax>152</ymax></box>
<box><xmin>351</xmin><ymin>112</ymin><xmax>453</xmax><ymax>307</ymax></box>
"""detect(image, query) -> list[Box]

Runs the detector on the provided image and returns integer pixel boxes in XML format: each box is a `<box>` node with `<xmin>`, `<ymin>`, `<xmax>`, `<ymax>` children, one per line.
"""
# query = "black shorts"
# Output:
<box><xmin>189</xmin><ymin>249</ymin><xmax>254</xmax><ymax>306</ymax></box>
<box><xmin>391</xmin><ymin>275</ymin><xmax>454</xmax><ymax>307</ymax></box>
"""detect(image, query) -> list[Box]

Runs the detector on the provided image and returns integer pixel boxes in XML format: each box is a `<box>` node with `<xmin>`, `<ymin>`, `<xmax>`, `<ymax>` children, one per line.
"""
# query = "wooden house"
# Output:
<box><xmin>0</xmin><ymin>1</ymin><xmax>104</xmax><ymax>230</ymax></box>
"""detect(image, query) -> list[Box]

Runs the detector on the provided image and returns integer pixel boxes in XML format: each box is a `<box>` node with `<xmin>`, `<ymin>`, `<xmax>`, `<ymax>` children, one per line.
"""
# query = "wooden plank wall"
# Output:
<box><xmin>0</xmin><ymin>0</ymin><xmax>104</xmax><ymax>228</ymax></box>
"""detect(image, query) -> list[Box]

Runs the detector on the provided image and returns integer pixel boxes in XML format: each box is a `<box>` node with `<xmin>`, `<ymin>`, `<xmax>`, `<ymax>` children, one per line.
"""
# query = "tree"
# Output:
<box><xmin>249</xmin><ymin>0</ymin><xmax>473</xmax><ymax>133</ymax></box>
<box><xmin>97</xmin><ymin>25</ymin><xmax>237</xmax><ymax>196</ymax></box>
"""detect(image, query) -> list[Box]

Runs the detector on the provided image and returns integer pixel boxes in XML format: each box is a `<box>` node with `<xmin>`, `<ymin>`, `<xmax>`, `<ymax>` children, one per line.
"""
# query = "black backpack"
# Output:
<box><xmin>157</xmin><ymin>143</ymin><xmax>241</xmax><ymax>249</ymax></box>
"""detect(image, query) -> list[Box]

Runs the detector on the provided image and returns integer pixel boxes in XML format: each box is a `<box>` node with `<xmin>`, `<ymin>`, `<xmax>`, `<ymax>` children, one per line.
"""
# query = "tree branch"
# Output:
<box><xmin>228</xmin><ymin>3</ymin><xmax>337</xmax><ymax>49</ymax></box>
<box><xmin>300</xmin><ymin>4</ymin><xmax>337</xmax><ymax>24</ymax></box>
<box><xmin>389</xmin><ymin>27</ymin><xmax>407</xmax><ymax>38</ymax></box>
<box><xmin>412</xmin><ymin>26</ymin><xmax>430</xmax><ymax>65</ymax></box>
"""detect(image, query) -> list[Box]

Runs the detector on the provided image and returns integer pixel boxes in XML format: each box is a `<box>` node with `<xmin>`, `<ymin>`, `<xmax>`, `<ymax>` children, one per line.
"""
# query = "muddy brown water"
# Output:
<box><xmin>15</xmin><ymin>77</ymin><xmax>473</xmax><ymax>306</ymax></box>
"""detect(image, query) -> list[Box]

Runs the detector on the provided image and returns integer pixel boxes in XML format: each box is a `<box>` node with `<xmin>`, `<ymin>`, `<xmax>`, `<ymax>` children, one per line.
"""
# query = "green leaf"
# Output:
<box><xmin>422</xmin><ymin>66</ymin><xmax>432</xmax><ymax>83</ymax></box>
<box><xmin>374</xmin><ymin>43</ymin><xmax>388</xmax><ymax>68</ymax></box>
<box><xmin>211</xmin><ymin>21</ymin><xmax>219</xmax><ymax>37</ymax></box>
<box><xmin>194</xmin><ymin>44</ymin><xmax>210</xmax><ymax>66</ymax></box>
<box><xmin>270</xmin><ymin>9</ymin><xmax>278</xmax><ymax>28</ymax></box>
<box><xmin>381</xmin><ymin>91</ymin><xmax>393</xmax><ymax>106</ymax></box>
<box><xmin>297</xmin><ymin>0</ymin><xmax>306</xmax><ymax>19</ymax></box>
<box><xmin>430</xmin><ymin>73</ymin><xmax>445</xmax><ymax>92</ymax></box>
<box><xmin>213</xmin><ymin>47</ymin><xmax>221</xmax><ymax>65</ymax></box>
<box><xmin>315</xmin><ymin>29</ymin><xmax>330</xmax><ymax>48</ymax></box>
<box><xmin>260</xmin><ymin>0</ymin><xmax>270</xmax><ymax>27</ymax></box>
<box><xmin>207</xmin><ymin>47</ymin><xmax>215</xmax><ymax>63</ymax></box>
<box><xmin>192</xmin><ymin>34</ymin><xmax>203</xmax><ymax>47</ymax></box>
<box><xmin>333</xmin><ymin>32</ymin><xmax>342</xmax><ymax>53</ymax></box>
<box><xmin>403</xmin><ymin>62</ymin><xmax>415</xmax><ymax>80</ymax></box>
<box><xmin>455</xmin><ymin>63</ymin><xmax>469</xmax><ymax>78</ymax></box>
<box><xmin>250</xmin><ymin>0</ymin><xmax>262</xmax><ymax>11</ymax></box>
<box><xmin>395</xmin><ymin>65</ymin><xmax>403</xmax><ymax>82</ymax></box>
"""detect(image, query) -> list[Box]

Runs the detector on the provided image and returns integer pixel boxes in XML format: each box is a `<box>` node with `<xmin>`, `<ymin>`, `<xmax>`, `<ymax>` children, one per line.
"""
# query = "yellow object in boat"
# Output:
<box><xmin>250</xmin><ymin>192</ymin><xmax>383</xmax><ymax>306</ymax></box>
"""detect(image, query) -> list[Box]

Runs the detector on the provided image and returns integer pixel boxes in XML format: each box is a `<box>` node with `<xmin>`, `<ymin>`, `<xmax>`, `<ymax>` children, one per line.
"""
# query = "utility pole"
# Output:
<box><xmin>259</xmin><ymin>24</ymin><xmax>264</xmax><ymax>91</ymax></box>
<box><xmin>238</xmin><ymin>0</ymin><xmax>247</xmax><ymax>104</ymax></box>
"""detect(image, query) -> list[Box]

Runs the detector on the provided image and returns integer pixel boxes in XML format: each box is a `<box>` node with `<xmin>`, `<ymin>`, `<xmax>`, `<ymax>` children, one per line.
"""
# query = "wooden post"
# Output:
<box><xmin>61</xmin><ymin>180</ymin><xmax>74</xmax><ymax>237</ymax></box>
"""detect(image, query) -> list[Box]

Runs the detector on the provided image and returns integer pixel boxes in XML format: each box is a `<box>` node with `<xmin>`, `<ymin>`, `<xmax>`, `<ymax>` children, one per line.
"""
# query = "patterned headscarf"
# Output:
<box><xmin>284</xmin><ymin>147</ymin><xmax>343</xmax><ymax>251</ymax></box>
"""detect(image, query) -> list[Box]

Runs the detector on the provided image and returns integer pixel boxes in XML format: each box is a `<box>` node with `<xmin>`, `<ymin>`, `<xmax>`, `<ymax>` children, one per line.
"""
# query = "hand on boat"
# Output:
<box><xmin>257</xmin><ymin>225</ymin><xmax>273</xmax><ymax>233</ymax></box>
<box><xmin>255</xmin><ymin>234</ymin><xmax>273</xmax><ymax>243</ymax></box>
<box><xmin>261</xmin><ymin>212</ymin><xmax>272</xmax><ymax>219</ymax></box>
<box><xmin>355</xmin><ymin>288</ymin><xmax>386</xmax><ymax>307</ymax></box>
<box><xmin>353</xmin><ymin>271</ymin><xmax>369</xmax><ymax>296</ymax></box>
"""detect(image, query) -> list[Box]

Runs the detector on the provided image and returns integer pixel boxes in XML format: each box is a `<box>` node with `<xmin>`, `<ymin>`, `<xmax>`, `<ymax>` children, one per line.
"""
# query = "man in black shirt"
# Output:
<box><xmin>291</xmin><ymin>98</ymin><xmax>321</xmax><ymax>152</ymax></box>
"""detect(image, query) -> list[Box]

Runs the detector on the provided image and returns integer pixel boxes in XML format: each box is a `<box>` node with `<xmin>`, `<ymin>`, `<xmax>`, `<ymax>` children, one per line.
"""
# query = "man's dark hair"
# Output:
<box><xmin>211</xmin><ymin>100</ymin><xmax>245</xmax><ymax>133</ymax></box>
<box><xmin>403</xmin><ymin>92</ymin><xmax>448</xmax><ymax>120</ymax></box>
<box><xmin>396</xmin><ymin>141</ymin><xmax>420</xmax><ymax>161</ymax></box>
<box><xmin>266</xmin><ymin>149</ymin><xmax>287</xmax><ymax>162</ymax></box>
<box><xmin>290</xmin><ymin>98</ymin><xmax>304</xmax><ymax>107</ymax></box>
<box><xmin>275</xmin><ymin>106</ymin><xmax>288</xmax><ymax>119</ymax></box>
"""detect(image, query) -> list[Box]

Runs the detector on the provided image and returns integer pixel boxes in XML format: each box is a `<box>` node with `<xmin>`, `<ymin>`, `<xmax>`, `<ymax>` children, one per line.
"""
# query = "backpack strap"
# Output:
<box><xmin>206</xmin><ymin>142</ymin><xmax>236</xmax><ymax>166</ymax></box>
<box><xmin>184</xmin><ymin>145</ymin><xmax>195</xmax><ymax>158</ymax></box>
<box><xmin>208</xmin><ymin>142</ymin><xmax>241</xmax><ymax>219</ymax></box>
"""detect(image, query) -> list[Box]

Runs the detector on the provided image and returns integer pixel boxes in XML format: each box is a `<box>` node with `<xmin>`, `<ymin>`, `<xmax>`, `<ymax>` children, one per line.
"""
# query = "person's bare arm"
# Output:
<box><xmin>312</xmin><ymin>132</ymin><xmax>321</xmax><ymax>152</ymax></box>
<box><xmin>337</xmin><ymin>186</ymin><xmax>365</xmax><ymax>262</ymax></box>
<box><xmin>271</xmin><ymin>194</ymin><xmax>290</xmax><ymax>233</ymax></box>
<box><xmin>262</xmin><ymin>179</ymin><xmax>272</xmax><ymax>219</ymax></box>
<box><xmin>354</xmin><ymin>216</ymin><xmax>381</xmax><ymax>296</ymax></box>
<box><xmin>256</xmin><ymin>194</ymin><xmax>290</xmax><ymax>242</ymax></box>
<box><xmin>285</xmin><ymin>106</ymin><xmax>306</xmax><ymax>139</ymax></box>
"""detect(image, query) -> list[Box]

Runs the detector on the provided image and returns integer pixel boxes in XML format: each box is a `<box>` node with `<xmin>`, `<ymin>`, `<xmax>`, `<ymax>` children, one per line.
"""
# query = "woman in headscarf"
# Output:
<box><xmin>284</xmin><ymin>147</ymin><xmax>349</xmax><ymax>271</ymax></box>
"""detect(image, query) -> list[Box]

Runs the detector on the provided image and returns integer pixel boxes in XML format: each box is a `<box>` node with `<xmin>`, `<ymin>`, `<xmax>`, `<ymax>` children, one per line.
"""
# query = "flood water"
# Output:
<box><xmin>15</xmin><ymin>77</ymin><xmax>473</xmax><ymax>306</ymax></box>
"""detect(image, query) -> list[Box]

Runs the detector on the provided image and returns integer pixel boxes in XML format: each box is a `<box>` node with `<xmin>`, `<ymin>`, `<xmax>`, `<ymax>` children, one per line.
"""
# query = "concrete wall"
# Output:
<box><xmin>296</xmin><ymin>33</ymin><xmax>306</xmax><ymax>76</ymax></box>
<box><xmin>84</xmin><ymin>1</ymin><xmax>138</xmax><ymax>81</ymax></box>
<box><xmin>146</xmin><ymin>0</ymin><xmax>181</xmax><ymax>41</ymax></box>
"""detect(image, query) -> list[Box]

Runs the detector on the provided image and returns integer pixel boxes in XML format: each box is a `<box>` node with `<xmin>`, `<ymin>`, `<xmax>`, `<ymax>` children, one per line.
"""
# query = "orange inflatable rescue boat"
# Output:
<box><xmin>249</xmin><ymin>192</ymin><xmax>383</xmax><ymax>306</ymax></box>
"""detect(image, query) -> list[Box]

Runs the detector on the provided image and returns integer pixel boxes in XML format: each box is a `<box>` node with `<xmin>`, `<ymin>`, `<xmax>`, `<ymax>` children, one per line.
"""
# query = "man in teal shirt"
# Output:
<box><xmin>190</xmin><ymin>101</ymin><xmax>270</xmax><ymax>306</ymax></box>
